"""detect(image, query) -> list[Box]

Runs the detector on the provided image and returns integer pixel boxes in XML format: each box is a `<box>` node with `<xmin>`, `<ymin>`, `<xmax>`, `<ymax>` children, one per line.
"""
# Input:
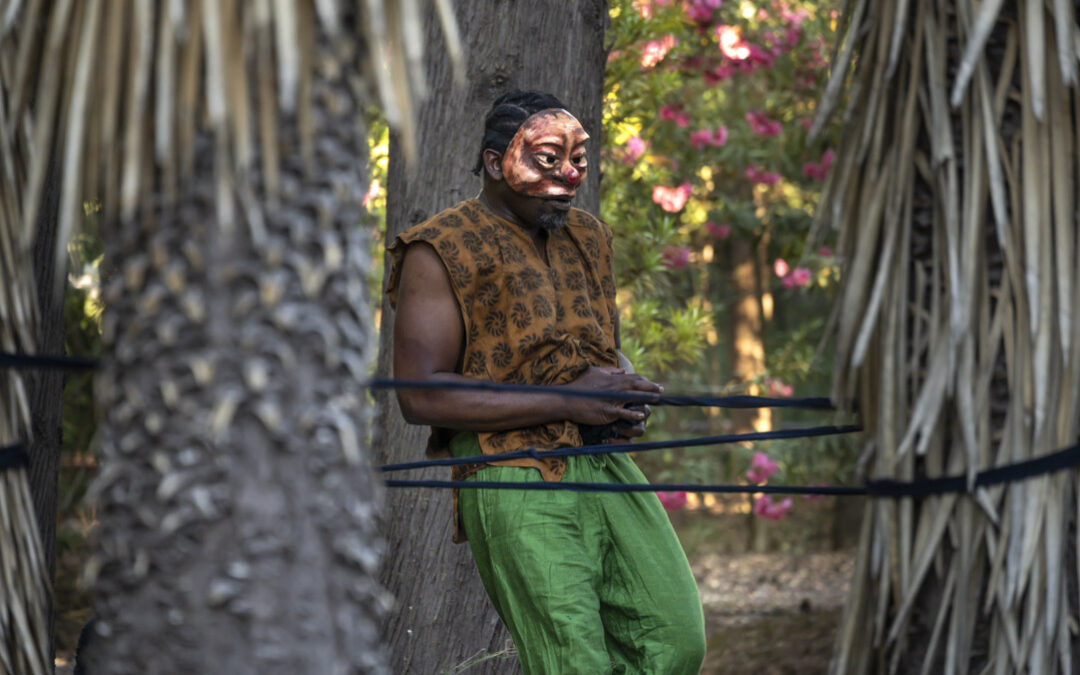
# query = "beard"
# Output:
<box><xmin>536</xmin><ymin>209</ymin><xmax>569</xmax><ymax>231</ymax></box>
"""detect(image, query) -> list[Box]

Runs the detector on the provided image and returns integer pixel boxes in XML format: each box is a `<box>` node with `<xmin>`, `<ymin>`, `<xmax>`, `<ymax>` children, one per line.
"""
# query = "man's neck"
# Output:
<box><xmin>478</xmin><ymin>187</ymin><xmax>535</xmax><ymax>234</ymax></box>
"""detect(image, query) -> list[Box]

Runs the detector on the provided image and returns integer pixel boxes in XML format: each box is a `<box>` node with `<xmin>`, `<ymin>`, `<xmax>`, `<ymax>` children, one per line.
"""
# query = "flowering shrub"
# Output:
<box><xmin>603</xmin><ymin>0</ymin><xmax>851</xmax><ymax>515</ymax></box>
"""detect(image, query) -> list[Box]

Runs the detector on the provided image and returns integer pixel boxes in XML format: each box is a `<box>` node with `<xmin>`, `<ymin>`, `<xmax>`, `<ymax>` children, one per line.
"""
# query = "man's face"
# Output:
<box><xmin>501</xmin><ymin>110</ymin><xmax>589</xmax><ymax>224</ymax></box>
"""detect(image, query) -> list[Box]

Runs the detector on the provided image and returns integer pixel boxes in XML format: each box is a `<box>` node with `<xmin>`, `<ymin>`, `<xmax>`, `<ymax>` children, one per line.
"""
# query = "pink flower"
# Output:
<box><xmin>781</xmin><ymin>6</ymin><xmax>810</xmax><ymax>25</ymax></box>
<box><xmin>361</xmin><ymin>179</ymin><xmax>381</xmax><ymax>208</ymax></box>
<box><xmin>623</xmin><ymin>136</ymin><xmax>646</xmax><ymax>164</ymax></box>
<box><xmin>705</xmin><ymin>221</ymin><xmax>731</xmax><ymax>239</ymax></box>
<box><xmin>659</xmin><ymin>105</ymin><xmax>690</xmax><ymax>128</ymax></box>
<box><xmin>766</xmin><ymin>377</ymin><xmax>794</xmax><ymax>397</ymax></box>
<box><xmin>753</xmin><ymin>495</ymin><xmax>793</xmax><ymax>520</ymax></box>
<box><xmin>704</xmin><ymin>63</ymin><xmax>736</xmax><ymax>83</ymax></box>
<box><xmin>818</xmin><ymin>246</ymin><xmax>832</xmax><ymax>257</ymax></box>
<box><xmin>689</xmin><ymin>126</ymin><xmax>727</xmax><ymax>149</ymax></box>
<box><xmin>784</xmin><ymin>25</ymin><xmax>802</xmax><ymax>48</ymax></box>
<box><xmin>747</xmin><ymin>44</ymin><xmax>776</xmax><ymax>68</ymax></box>
<box><xmin>689</xmin><ymin>129</ymin><xmax>714</xmax><ymax>149</ymax></box>
<box><xmin>802</xmin><ymin>149</ymin><xmax>835</xmax><ymax>181</ymax></box>
<box><xmin>745</xmin><ymin>164</ymin><xmax>781</xmax><ymax>185</ymax></box>
<box><xmin>640</xmin><ymin>34</ymin><xmax>677</xmax><ymax>69</ymax></box>
<box><xmin>773</xmin><ymin>258</ymin><xmax>789</xmax><ymax>277</ymax></box>
<box><xmin>661</xmin><ymin>245</ymin><xmax>692</xmax><ymax>269</ymax></box>
<box><xmin>746</xmin><ymin>451</ymin><xmax>779</xmax><ymax>484</ymax></box>
<box><xmin>652</xmin><ymin>183</ymin><xmax>692</xmax><ymax>212</ymax></box>
<box><xmin>684</xmin><ymin>0</ymin><xmax>722</xmax><ymax>23</ymax></box>
<box><xmin>716</xmin><ymin>25</ymin><xmax>751</xmax><ymax>60</ymax></box>
<box><xmin>657</xmin><ymin>490</ymin><xmax>688</xmax><ymax>511</ymax></box>
<box><xmin>745</xmin><ymin>110</ymin><xmax>782</xmax><ymax>137</ymax></box>
<box><xmin>790</xmin><ymin>267</ymin><xmax>812</xmax><ymax>287</ymax></box>
<box><xmin>633</xmin><ymin>0</ymin><xmax>654</xmax><ymax>18</ymax></box>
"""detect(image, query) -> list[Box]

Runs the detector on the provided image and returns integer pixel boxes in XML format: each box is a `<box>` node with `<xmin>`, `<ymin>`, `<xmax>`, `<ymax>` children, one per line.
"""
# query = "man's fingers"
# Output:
<box><xmin>612</xmin><ymin>405</ymin><xmax>647</xmax><ymax>423</ymax></box>
<box><xmin>630</xmin><ymin>378</ymin><xmax>663</xmax><ymax>393</ymax></box>
<box><xmin>611</xmin><ymin>419</ymin><xmax>646</xmax><ymax>439</ymax></box>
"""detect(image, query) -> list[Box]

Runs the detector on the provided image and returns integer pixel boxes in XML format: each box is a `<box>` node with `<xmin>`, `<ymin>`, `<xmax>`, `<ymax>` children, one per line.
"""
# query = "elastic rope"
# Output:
<box><xmin>385</xmin><ymin>479</ymin><xmax>867</xmax><ymax>496</ymax></box>
<box><xmin>379</xmin><ymin>424</ymin><xmax>863</xmax><ymax>472</ymax></box>
<box><xmin>866</xmin><ymin>440</ymin><xmax>1080</xmax><ymax>497</ymax></box>
<box><xmin>386</xmin><ymin>440</ymin><xmax>1080</xmax><ymax>498</ymax></box>
<box><xmin>0</xmin><ymin>444</ymin><xmax>29</xmax><ymax>471</ymax></box>
<box><xmin>367</xmin><ymin>377</ymin><xmax>837</xmax><ymax>410</ymax></box>
<box><xmin>0</xmin><ymin>352</ymin><xmax>100</xmax><ymax>371</ymax></box>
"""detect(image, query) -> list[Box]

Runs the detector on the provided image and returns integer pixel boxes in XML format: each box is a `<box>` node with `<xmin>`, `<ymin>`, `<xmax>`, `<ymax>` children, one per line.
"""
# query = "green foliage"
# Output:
<box><xmin>56</xmin><ymin>229</ymin><xmax>104</xmax><ymax>651</ymax></box>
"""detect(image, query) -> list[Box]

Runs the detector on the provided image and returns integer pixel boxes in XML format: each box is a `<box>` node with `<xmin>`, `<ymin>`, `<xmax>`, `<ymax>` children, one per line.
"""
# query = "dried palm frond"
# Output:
<box><xmin>0</xmin><ymin>1</ymin><xmax>464</xmax><ymax>670</ymax></box>
<box><xmin>814</xmin><ymin>0</ymin><xmax>1080</xmax><ymax>671</ymax></box>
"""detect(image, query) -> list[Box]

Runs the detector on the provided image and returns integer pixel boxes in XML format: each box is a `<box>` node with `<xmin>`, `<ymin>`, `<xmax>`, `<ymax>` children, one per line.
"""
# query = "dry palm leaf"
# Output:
<box><xmin>816</xmin><ymin>0</ymin><xmax>1080</xmax><ymax>671</ymax></box>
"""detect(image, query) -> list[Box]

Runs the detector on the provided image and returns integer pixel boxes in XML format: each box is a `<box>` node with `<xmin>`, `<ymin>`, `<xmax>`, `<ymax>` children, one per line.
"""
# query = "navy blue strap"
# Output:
<box><xmin>385</xmin><ymin>479</ymin><xmax>867</xmax><ymax>496</ymax></box>
<box><xmin>367</xmin><ymin>377</ymin><xmax>837</xmax><ymax>410</ymax></box>
<box><xmin>379</xmin><ymin>425</ymin><xmax>862</xmax><ymax>472</ymax></box>
<box><xmin>0</xmin><ymin>352</ymin><xmax>100</xmax><ymax>371</ymax></box>
<box><xmin>866</xmin><ymin>441</ymin><xmax>1080</xmax><ymax>496</ymax></box>
<box><xmin>0</xmin><ymin>443</ymin><xmax>29</xmax><ymax>471</ymax></box>
<box><xmin>386</xmin><ymin>440</ymin><xmax>1080</xmax><ymax>498</ymax></box>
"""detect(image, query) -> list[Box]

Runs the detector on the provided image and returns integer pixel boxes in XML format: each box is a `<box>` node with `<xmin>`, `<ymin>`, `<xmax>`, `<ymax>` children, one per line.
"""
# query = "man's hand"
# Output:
<box><xmin>562</xmin><ymin>366</ymin><xmax>662</xmax><ymax>426</ymax></box>
<box><xmin>611</xmin><ymin>403</ymin><xmax>651</xmax><ymax>439</ymax></box>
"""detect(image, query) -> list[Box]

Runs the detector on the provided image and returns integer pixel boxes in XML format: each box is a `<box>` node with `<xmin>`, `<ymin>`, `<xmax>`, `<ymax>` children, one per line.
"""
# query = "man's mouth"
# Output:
<box><xmin>547</xmin><ymin>195</ymin><xmax>573</xmax><ymax>211</ymax></box>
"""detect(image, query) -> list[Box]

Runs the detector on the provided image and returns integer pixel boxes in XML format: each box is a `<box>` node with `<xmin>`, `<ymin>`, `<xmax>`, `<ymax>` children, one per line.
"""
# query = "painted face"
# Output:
<box><xmin>501</xmin><ymin>109</ymin><xmax>589</xmax><ymax>200</ymax></box>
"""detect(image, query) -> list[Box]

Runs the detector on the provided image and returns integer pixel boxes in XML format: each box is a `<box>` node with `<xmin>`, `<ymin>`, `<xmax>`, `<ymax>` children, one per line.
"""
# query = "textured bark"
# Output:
<box><xmin>376</xmin><ymin>2</ymin><xmax>608</xmax><ymax>672</ymax></box>
<box><xmin>84</xmin><ymin>21</ymin><xmax>388</xmax><ymax>675</ymax></box>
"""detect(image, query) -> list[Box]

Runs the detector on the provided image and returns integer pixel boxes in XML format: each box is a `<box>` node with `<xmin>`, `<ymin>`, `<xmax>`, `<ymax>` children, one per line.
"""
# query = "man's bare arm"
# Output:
<box><xmin>392</xmin><ymin>242</ymin><xmax>659</xmax><ymax>431</ymax></box>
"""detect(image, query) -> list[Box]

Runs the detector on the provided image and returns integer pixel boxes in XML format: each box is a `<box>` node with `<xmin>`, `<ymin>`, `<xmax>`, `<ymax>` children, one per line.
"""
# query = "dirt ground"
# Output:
<box><xmin>55</xmin><ymin>551</ymin><xmax>856</xmax><ymax>673</ymax></box>
<box><xmin>695</xmin><ymin>551</ymin><xmax>855</xmax><ymax>674</ymax></box>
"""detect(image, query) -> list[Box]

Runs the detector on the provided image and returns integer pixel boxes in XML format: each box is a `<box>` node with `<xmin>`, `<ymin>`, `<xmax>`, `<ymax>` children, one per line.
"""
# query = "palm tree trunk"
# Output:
<box><xmin>83</xmin><ymin>15</ymin><xmax>387</xmax><ymax>674</ymax></box>
<box><xmin>376</xmin><ymin>2</ymin><xmax>608</xmax><ymax>672</ymax></box>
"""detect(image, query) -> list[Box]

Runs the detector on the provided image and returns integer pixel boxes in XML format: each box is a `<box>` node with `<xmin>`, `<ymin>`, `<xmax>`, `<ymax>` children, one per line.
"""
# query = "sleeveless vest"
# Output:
<box><xmin>386</xmin><ymin>198</ymin><xmax>620</xmax><ymax>483</ymax></box>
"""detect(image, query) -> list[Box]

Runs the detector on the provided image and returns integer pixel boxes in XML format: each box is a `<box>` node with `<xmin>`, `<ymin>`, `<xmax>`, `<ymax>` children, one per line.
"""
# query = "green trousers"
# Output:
<box><xmin>452</xmin><ymin>433</ymin><xmax>706</xmax><ymax>674</ymax></box>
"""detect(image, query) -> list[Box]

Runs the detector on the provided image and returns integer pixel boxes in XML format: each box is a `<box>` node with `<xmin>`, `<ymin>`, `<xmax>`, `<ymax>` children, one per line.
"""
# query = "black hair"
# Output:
<box><xmin>473</xmin><ymin>90</ymin><xmax>568</xmax><ymax>176</ymax></box>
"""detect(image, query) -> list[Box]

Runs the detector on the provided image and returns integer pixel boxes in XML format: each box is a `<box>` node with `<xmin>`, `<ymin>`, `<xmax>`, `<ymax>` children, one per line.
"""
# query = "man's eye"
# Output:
<box><xmin>571</xmin><ymin>155</ymin><xmax>588</xmax><ymax>167</ymax></box>
<box><xmin>536</xmin><ymin>154</ymin><xmax>557</xmax><ymax>166</ymax></box>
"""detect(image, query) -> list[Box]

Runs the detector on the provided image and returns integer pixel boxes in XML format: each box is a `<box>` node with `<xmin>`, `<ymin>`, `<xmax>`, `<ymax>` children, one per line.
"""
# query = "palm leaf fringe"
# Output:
<box><xmin>814</xmin><ymin>0</ymin><xmax>1080</xmax><ymax>672</ymax></box>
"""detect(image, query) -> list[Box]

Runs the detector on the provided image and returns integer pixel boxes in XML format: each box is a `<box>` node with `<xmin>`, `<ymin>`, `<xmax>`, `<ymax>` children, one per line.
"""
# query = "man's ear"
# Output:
<box><xmin>483</xmin><ymin>149</ymin><xmax>504</xmax><ymax>181</ymax></box>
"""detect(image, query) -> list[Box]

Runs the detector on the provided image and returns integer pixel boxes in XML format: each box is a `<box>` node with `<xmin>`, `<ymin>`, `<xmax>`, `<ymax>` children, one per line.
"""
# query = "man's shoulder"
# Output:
<box><xmin>401</xmin><ymin>199</ymin><xmax>484</xmax><ymax>238</ymax></box>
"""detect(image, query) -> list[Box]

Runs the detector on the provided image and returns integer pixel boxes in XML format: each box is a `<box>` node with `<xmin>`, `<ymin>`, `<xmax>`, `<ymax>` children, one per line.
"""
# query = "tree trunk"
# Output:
<box><xmin>84</xmin><ymin>16</ymin><xmax>388</xmax><ymax>674</ymax></box>
<box><xmin>727</xmin><ymin>237</ymin><xmax>770</xmax><ymax>551</ymax></box>
<box><xmin>376</xmin><ymin>2</ymin><xmax>608</xmax><ymax>672</ymax></box>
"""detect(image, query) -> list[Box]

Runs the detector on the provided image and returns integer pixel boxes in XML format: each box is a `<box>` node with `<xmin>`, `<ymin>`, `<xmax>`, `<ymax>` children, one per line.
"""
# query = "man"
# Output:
<box><xmin>386</xmin><ymin>90</ymin><xmax>705</xmax><ymax>674</ymax></box>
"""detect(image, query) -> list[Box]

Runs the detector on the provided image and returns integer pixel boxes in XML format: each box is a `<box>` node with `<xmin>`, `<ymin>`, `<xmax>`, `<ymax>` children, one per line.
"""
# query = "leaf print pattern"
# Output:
<box><xmin>510</xmin><ymin>302</ymin><xmax>533</xmax><ymax>330</ymax></box>
<box><xmin>484</xmin><ymin>310</ymin><xmax>507</xmax><ymax>337</ymax></box>
<box><xmin>532</xmin><ymin>295</ymin><xmax>553</xmax><ymax>319</ymax></box>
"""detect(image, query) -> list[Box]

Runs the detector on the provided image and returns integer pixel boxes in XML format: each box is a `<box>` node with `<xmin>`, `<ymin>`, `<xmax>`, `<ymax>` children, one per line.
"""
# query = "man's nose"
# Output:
<box><xmin>560</xmin><ymin>162</ymin><xmax>582</xmax><ymax>187</ymax></box>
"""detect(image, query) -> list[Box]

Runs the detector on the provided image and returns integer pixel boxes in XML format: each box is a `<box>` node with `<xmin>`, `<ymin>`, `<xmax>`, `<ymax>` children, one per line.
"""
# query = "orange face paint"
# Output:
<box><xmin>501</xmin><ymin>109</ymin><xmax>589</xmax><ymax>199</ymax></box>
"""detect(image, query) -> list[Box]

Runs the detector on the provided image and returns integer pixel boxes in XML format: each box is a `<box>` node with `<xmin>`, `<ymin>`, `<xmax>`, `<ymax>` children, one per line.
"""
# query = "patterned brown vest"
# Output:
<box><xmin>386</xmin><ymin>198</ymin><xmax>620</xmax><ymax>482</ymax></box>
